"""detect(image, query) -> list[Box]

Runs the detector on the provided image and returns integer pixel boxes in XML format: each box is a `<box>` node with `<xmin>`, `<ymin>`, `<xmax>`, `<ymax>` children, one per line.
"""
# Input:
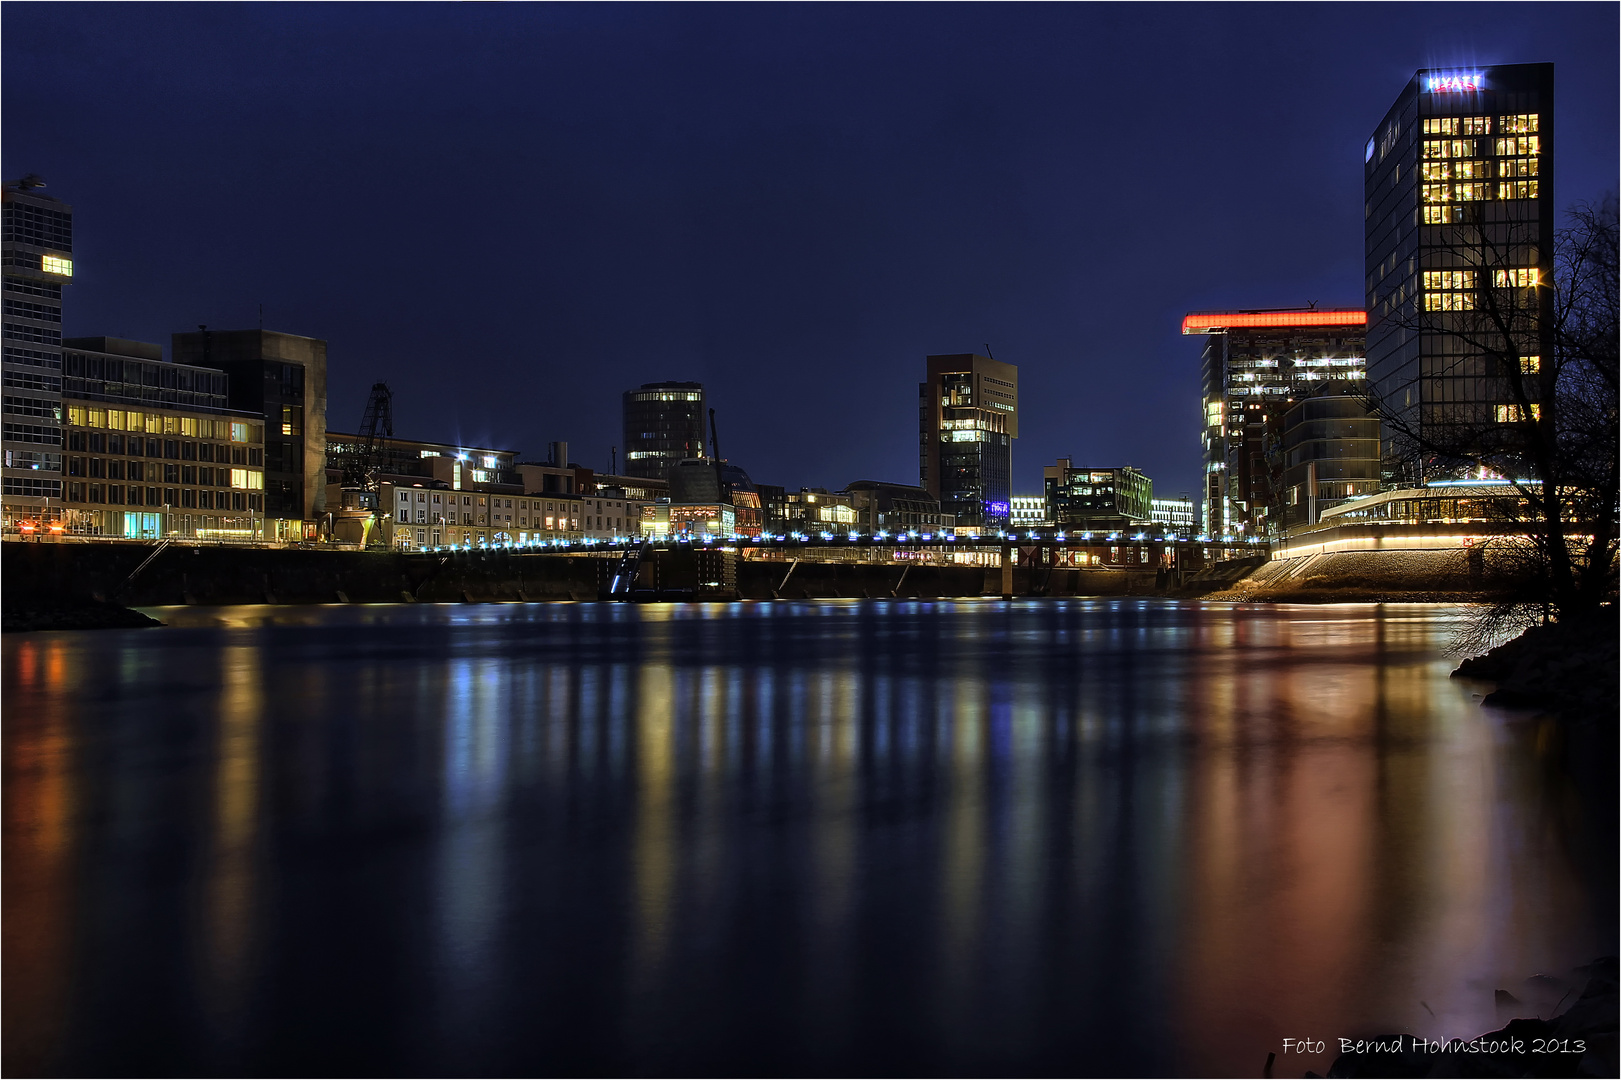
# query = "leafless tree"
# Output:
<box><xmin>1368</xmin><ymin>196</ymin><xmax>1618</xmax><ymax>623</ymax></box>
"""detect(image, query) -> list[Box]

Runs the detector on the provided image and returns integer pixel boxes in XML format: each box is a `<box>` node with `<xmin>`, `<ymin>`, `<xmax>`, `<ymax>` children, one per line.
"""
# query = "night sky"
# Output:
<box><xmin>4</xmin><ymin>4</ymin><xmax>1616</xmax><ymax>498</ymax></box>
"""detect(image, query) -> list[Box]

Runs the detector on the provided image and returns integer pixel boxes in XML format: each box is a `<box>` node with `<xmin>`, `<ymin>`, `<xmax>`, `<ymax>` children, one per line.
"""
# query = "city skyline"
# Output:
<box><xmin>3</xmin><ymin>6</ymin><xmax>1617</xmax><ymax>499</ymax></box>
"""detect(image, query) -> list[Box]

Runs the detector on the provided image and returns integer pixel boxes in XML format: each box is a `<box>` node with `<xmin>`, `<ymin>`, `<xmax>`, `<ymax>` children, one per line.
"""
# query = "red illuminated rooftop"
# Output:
<box><xmin>1181</xmin><ymin>308</ymin><xmax>1367</xmax><ymax>335</ymax></box>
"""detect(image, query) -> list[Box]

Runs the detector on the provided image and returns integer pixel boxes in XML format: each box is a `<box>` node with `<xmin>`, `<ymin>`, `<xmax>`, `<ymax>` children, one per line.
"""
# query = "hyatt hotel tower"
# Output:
<box><xmin>1364</xmin><ymin>63</ymin><xmax>1553</xmax><ymax>482</ymax></box>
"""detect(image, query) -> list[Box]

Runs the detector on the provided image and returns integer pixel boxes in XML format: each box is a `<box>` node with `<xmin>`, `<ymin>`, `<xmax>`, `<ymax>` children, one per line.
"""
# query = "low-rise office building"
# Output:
<box><xmin>1151</xmin><ymin>496</ymin><xmax>1197</xmax><ymax>535</ymax></box>
<box><xmin>1278</xmin><ymin>387</ymin><xmax>1381</xmax><ymax>532</ymax></box>
<box><xmin>1044</xmin><ymin>460</ymin><xmax>1154</xmax><ymax>532</ymax></box>
<box><xmin>844</xmin><ymin>480</ymin><xmax>952</xmax><ymax>534</ymax></box>
<box><xmin>1010</xmin><ymin>495</ymin><xmax>1049</xmax><ymax>530</ymax></box>
<box><xmin>58</xmin><ymin>337</ymin><xmax>267</xmax><ymax>540</ymax></box>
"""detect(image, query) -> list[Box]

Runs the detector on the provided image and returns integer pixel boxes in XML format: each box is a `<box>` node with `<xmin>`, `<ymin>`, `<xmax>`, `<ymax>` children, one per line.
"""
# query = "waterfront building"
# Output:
<box><xmin>1044</xmin><ymin>459</ymin><xmax>1153</xmax><ymax>532</ymax></box>
<box><xmin>919</xmin><ymin>353</ymin><xmax>1018</xmax><ymax>532</ymax></box>
<box><xmin>1278</xmin><ymin>387</ymin><xmax>1381</xmax><ymax>532</ymax></box>
<box><xmin>1150</xmin><ymin>496</ymin><xmax>1197</xmax><ymax>535</ymax></box>
<box><xmin>1365</xmin><ymin>64</ymin><xmax>1554</xmax><ymax>483</ymax></box>
<box><xmin>2</xmin><ymin>176</ymin><xmax>73</xmax><ymax>533</ymax></box>
<box><xmin>622</xmin><ymin>381</ymin><xmax>707</xmax><ymax>480</ymax></box>
<box><xmin>1183</xmin><ymin>308</ymin><xmax>1367</xmax><ymax>538</ymax></box>
<box><xmin>1010</xmin><ymin>495</ymin><xmax>1050</xmax><ymax>530</ymax></box>
<box><xmin>171</xmin><ymin>328</ymin><xmax>329</xmax><ymax>541</ymax></box>
<box><xmin>58</xmin><ymin>337</ymin><xmax>267</xmax><ymax>540</ymax></box>
<box><xmin>844</xmin><ymin>480</ymin><xmax>951</xmax><ymax>535</ymax></box>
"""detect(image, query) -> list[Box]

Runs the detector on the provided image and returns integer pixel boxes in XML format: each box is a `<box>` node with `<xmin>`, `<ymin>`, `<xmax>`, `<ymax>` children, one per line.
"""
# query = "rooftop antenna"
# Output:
<box><xmin>611</xmin><ymin>445</ymin><xmax>617</xmax><ymax>474</ymax></box>
<box><xmin>983</xmin><ymin>343</ymin><xmax>995</xmax><ymax>359</ymax></box>
<box><xmin>259</xmin><ymin>303</ymin><xmax>264</xmax><ymax>330</ymax></box>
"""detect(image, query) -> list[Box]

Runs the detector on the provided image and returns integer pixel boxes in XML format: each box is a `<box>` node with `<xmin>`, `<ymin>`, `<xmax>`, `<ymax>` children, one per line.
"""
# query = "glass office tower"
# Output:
<box><xmin>1365</xmin><ymin>63</ymin><xmax>1554</xmax><ymax>482</ymax></box>
<box><xmin>919</xmin><ymin>353</ymin><xmax>1018</xmax><ymax>532</ymax></box>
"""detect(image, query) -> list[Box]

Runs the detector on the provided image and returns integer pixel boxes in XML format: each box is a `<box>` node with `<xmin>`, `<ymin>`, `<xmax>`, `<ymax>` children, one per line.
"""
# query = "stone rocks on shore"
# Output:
<box><xmin>1319</xmin><ymin>957</ymin><xmax>1619</xmax><ymax>1078</ymax></box>
<box><xmin>2</xmin><ymin>602</ymin><xmax>163</xmax><ymax>633</ymax></box>
<box><xmin>1453</xmin><ymin>617</ymin><xmax>1619</xmax><ymax>719</ymax></box>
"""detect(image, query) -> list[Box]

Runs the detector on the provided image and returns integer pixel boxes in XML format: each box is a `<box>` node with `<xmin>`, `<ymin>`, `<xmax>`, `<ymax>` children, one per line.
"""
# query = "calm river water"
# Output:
<box><xmin>3</xmin><ymin>600</ymin><xmax>1612</xmax><ymax>1076</ymax></box>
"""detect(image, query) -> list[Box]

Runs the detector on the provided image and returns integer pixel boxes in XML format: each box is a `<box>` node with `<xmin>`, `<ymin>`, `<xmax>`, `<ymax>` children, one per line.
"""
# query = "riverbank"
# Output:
<box><xmin>2</xmin><ymin>601</ymin><xmax>162</xmax><ymax>633</ymax></box>
<box><xmin>1321</xmin><ymin>956</ymin><xmax>1618</xmax><ymax>1077</ymax></box>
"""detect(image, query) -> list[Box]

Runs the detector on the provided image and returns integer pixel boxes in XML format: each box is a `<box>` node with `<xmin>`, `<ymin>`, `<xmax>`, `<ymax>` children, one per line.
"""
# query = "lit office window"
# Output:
<box><xmin>1495</xmin><ymin>404</ymin><xmax>1540</xmax><ymax>422</ymax></box>
<box><xmin>1422</xmin><ymin>139</ymin><xmax>1475</xmax><ymax>159</ymax></box>
<box><xmin>1421</xmin><ymin>183</ymin><xmax>1452</xmax><ymax>203</ymax></box>
<box><xmin>1492</xmin><ymin>268</ymin><xmax>1539</xmax><ymax>287</ymax></box>
<box><xmin>1422</xmin><ymin>117</ymin><xmax>1460</xmax><ymax>135</ymax></box>
<box><xmin>1499</xmin><ymin>157</ymin><xmax>1538</xmax><ymax>178</ymax></box>
<box><xmin>40</xmin><ymin>255</ymin><xmax>72</xmax><ymax>277</ymax></box>
<box><xmin>1454</xmin><ymin>160</ymin><xmax>1490</xmax><ymax>179</ymax></box>
<box><xmin>1423</xmin><ymin>205</ymin><xmax>1463</xmax><ymax>225</ymax></box>
<box><xmin>1499</xmin><ymin>114</ymin><xmax>1539</xmax><ymax>134</ymax></box>
<box><xmin>1519</xmin><ymin>355</ymin><xmax>1541</xmax><ymax>374</ymax></box>
<box><xmin>1494</xmin><ymin>135</ymin><xmax>1540</xmax><ymax>156</ymax></box>
<box><xmin>1422</xmin><ymin>162</ymin><xmax>1452</xmax><ymax>181</ymax></box>
<box><xmin>1498</xmin><ymin>180</ymin><xmax>1539</xmax><ymax>201</ymax></box>
<box><xmin>1461</xmin><ymin>116</ymin><xmax>1492</xmax><ymax>135</ymax></box>
<box><xmin>1422</xmin><ymin>270</ymin><xmax>1476</xmax><ymax>290</ymax></box>
<box><xmin>1424</xmin><ymin>292</ymin><xmax>1476</xmax><ymax>312</ymax></box>
<box><xmin>1453</xmin><ymin>182</ymin><xmax>1489</xmax><ymax>201</ymax></box>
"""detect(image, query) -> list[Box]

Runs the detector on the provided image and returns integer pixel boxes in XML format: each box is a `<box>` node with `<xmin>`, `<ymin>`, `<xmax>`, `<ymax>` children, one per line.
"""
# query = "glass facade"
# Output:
<box><xmin>1</xmin><ymin>180</ymin><xmax>72</xmax><ymax>528</ymax></box>
<box><xmin>1364</xmin><ymin>63</ymin><xmax>1555</xmax><ymax>483</ymax></box>
<box><xmin>622</xmin><ymin>382</ymin><xmax>707</xmax><ymax>481</ymax></box>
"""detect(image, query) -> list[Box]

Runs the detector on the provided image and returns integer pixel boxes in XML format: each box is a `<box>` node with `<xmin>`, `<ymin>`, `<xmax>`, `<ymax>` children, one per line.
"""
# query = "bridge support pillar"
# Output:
<box><xmin>1000</xmin><ymin>543</ymin><xmax>1013</xmax><ymax>599</ymax></box>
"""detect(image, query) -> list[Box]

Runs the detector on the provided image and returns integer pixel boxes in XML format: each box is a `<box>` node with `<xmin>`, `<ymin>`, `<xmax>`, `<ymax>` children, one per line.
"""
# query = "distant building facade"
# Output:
<box><xmin>1150</xmin><ymin>496</ymin><xmax>1197</xmax><ymax>535</ymax></box>
<box><xmin>919</xmin><ymin>353</ymin><xmax>1018</xmax><ymax>532</ymax></box>
<box><xmin>172</xmin><ymin>328</ymin><xmax>328</xmax><ymax>540</ymax></box>
<box><xmin>1278</xmin><ymin>388</ymin><xmax>1381</xmax><ymax>531</ymax></box>
<box><xmin>1183</xmin><ymin>308</ymin><xmax>1367</xmax><ymax>539</ymax></box>
<box><xmin>622</xmin><ymin>381</ymin><xmax>706</xmax><ymax>480</ymax></box>
<box><xmin>2</xmin><ymin>176</ymin><xmax>74</xmax><ymax>532</ymax></box>
<box><xmin>1010</xmin><ymin>495</ymin><xmax>1049</xmax><ymax>529</ymax></box>
<box><xmin>843</xmin><ymin>480</ymin><xmax>950</xmax><ymax>534</ymax></box>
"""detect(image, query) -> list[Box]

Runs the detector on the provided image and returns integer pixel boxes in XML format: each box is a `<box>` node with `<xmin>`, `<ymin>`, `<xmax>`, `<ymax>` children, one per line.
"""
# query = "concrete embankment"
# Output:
<box><xmin>1197</xmin><ymin>547</ymin><xmax>1515</xmax><ymax>603</ymax></box>
<box><xmin>3</xmin><ymin>542</ymin><xmax>1170</xmax><ymax>609</ymax></box>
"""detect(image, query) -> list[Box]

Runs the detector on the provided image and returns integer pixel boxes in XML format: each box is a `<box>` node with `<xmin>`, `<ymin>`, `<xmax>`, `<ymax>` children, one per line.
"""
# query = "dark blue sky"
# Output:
<box><xmin>5</xmin><ymin>4</ymin><xmax>1617</xmax><ymax>497</ymax></box>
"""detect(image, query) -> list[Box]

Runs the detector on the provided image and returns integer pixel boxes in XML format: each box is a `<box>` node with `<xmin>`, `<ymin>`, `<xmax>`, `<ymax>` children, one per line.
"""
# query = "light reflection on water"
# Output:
<box><xmin>2</xmin><ymin>600</ymin><xmax>1610</xmax><ymax>1077</ymax></box>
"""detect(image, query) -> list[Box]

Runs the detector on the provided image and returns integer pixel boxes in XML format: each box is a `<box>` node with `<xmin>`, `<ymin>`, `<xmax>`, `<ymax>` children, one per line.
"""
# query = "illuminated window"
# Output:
<box><xmin>1453</xmin><ymin>182</ymin><xmax>1489</xmax><ymax>201</ymax></box>
<box><xmin>1495</xmin><ymin>404</ymin><xmax>1541</xmax><ymax>422</ymax></box>
<box><xmin>180</xmin><ymin>417</ymin><xmax>198</xmax><ymax>436</ymax></box>
<box><xmin>87</xmin><ymin>408</ymin><xmax>105</xmax><ymax>428</ymax></box>
<box><xmin>1421</xmin><ymin>162</ymin><xmax>1452</xmax><ymax>181</ymax></box>
<box><xmin>1518</xmin><ymin>355</ymin><xmax>1540</xmax><ymax>374</ymax></box>
<box><xmin>1461</xmin><ymin>116</ymin><xmax>1491</xmax><ymax>135</ymax></box>
<box><xmin>1422</xmin><ymin>270</ymin><xmax>1476</xmax><ymax>290</ymax></box>
<box><xmin>1499</xmin><ymin>113</ymin><xmax>1539</xmax><ymax>134</ymax></box>
<box><xmin>230</xmin><ymin>422</ymin><xmax>248</xmax><ymax>443</ymax></box>
<box><xmin>1454</xmin><ymin>160</ymin><xmax>1489</xmax><ymax>179</ymax></box>
<box><xmin>1498</xmin><ymin>180</ymin><xmax>1538</xmax><ymax>201</ymax></box>
<box><xmin>106</xmin><ymin>409</ymin><xmax>125</xmax><ymax>431</ymax></box>
<box><xmin>163</xmin><ymin>415</ymin><xmax>178</xmax><ymax>434</ymax></box>
<box><xmin>1423</xmin><ymin>205</ymin><xmax>1463</xmax><ymax>225</ymax></box>
<box><xmin>40</xmin><ymin>254</ymin><xmax>72</xmax><ymax>277</ymax></box>
<box><xmin>1422</xmin><ymin>139</ymin><xmax>1474</xmax><ymax>159</ymax></box>
<box><xmin>231</xmin><ymin>468</ymin><xmax>249</xmax><ymax>488</ymax></box>
<box><xmin>1421</xmin><ymin>183</ymin><xmax>1452</xmax><ymax>203</ymax></box>
<box><xmin>66</xmin><ymin>405</ymin><xmax>85</xmax><ymax>426</ymax></box>
<box><xmin>1424</xmin><ymin>292</ymin><xmax>1475</xmax><ymax>311</ymax></box>
<box><xmin>1492</xmin><ymin>268</ymin><xmax>1539</xmax><ymax>287</ymax></box>
<box><xmin>145</xmin><ymin>413</ymin><xmax>161</xmax><ymax>433</ymax></box>
<box><xmin>1494</xmin><ymin>135</ymin><xmax>1539</xmax><ymax>156</ymax></box>
<box><xmin>1422</xmin><ymin>117</ymin><xmax>1460</xmax><ymax>136</ymax></box>
<box><xmin>1499</xmin><ymin>157</ymin><xmax>1538</xmax><ymax>178</ymax></box>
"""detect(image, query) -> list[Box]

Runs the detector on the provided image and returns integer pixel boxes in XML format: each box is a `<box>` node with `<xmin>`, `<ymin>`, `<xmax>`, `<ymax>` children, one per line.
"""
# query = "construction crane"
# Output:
<box><xmin>353</xmin><ymin>383</ymin><xmax>393</xmax><ymax>544</ymax></box>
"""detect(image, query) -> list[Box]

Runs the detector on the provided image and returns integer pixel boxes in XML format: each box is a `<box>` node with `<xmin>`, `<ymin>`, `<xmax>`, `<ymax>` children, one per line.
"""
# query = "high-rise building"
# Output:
<box><xmin>1365</xmin><ymin>63</ymin><xmax>1554</xmax><ymax>482</ymax></box>
<box><xmin>171</xmin><ymin>329</ymin><xmax>328</xmax><ymax>540</ymax></box>
<box><xmin>622</xmin><ymin>381</ymin><xmax>706</xmax><ymax>480</ymax></box>
<box><xmin>2</xmin><ymin>176</ymin><xmax>74</xmax><ymax>531</ymax></box>
<box><xmin>1183</xmin><ymin>308</ymin><xmax>1367</xmax><ymax>538</ymax></box>
<box><xmin>919</xmin><ymin>353</ymin><xmax>1017</xmax><ymax>532</ymax></box>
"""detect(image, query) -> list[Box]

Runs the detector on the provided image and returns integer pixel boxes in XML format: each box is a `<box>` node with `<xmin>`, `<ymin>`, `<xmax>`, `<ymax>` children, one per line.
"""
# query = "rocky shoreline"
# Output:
<box><xmin>1452</xmin><ymin>617</ymin><xmax>1620</xmax><ymax>719</ymax></box>
<box><xmin>1318</xmin><ymin>957</ymin><xmax>1618</xmax><ymax>1078</ymax></box>
<box><xmin>2</xmin><ymin>601</ymin><xmax>163</xmax><ymax>633</ymax></box>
